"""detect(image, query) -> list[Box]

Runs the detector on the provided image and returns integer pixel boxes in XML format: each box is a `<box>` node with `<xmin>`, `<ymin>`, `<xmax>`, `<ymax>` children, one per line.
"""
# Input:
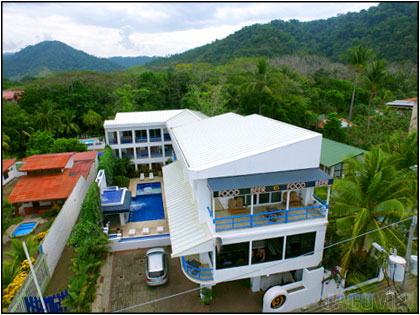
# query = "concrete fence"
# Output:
<box><xmin>41</xmin><ymin>160</ymin><xmax>97</xmax><ymax>275</ymax></box>
<box><xmin>7</xmin><ymin>254</ymin><xmax>50</xmax><ymax>313</ymax></box>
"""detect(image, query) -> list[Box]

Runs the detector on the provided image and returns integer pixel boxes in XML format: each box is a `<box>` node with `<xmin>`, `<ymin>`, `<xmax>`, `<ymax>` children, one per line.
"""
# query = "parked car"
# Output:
<box><xmin>145</xmin><ymin>248</ymin><xmax>168</xmax><ymax>286</ymax></box>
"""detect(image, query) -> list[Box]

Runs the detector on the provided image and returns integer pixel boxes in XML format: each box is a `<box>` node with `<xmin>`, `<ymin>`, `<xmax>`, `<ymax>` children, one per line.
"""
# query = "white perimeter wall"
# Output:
<box><xmin>108</xmin><ymin>235</ymin><xmax>171</xmax><ymax>252</ymax></box>
<box><xmin>41</xmin><ymin>160</ymin><xmax>98</xmax><ymax>275</ymax></box>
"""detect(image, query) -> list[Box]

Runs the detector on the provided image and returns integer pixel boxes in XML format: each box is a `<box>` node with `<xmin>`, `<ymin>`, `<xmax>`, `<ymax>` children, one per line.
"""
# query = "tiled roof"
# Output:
<box><xmin>71</xmin><ymin>160</ymin><xmax>94</xmax><ymax>179</ymax></box>
<box><xmin>3</xmin><ymin>159</ymin><xmax>17</xmax><ymax>173</ymax></box>
<box><xmin>403</xmin><ymin>97</ymin><xmax>418</xmax><ymax>102</ymax></box>
<box><xmin>73</xmin><ymin>151</ymin><xmax>97</xmax><ymax>161</ymax></box>
<box><xmin>2</xmin><ymin>90</ymin><xmax>24</xmax><ymax>100</ymax></box>
<box><xmin>20</xmin><ymin>153</ymin><xmax>73</xmax><ymax>172</ymax></box>
<box><xmin>8</xmin><ymin>169</ymin><xmax>79</xmax><ymax>203</ymax></box>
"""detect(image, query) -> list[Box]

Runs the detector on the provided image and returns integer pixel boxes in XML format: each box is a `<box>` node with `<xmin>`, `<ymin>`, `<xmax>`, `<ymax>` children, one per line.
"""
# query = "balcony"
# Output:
<box><xmin>135</xmin><ymin>136</ymin><xmax>148</xmax><ymax>143</ymax></box>
<box><xmin>149</xmin><ymin>135</ymin><xmax>162</xmax><ymax>142</ymax></box>
<box><xmin>165</xmin><ymin>150</ymin><xmax>173</xmax><ymax>157</ymax></box>
<box><xmin>121</xmin><ymin>153</ymin><xmax>134</xmax><ymax>158</ymax></box>
<box><xmin>150</xmin><ymin>151</ymin><xmax>163</xmax><ymax>158</ymax></box>
<box><xmin>120</xmin><ymin>137</ymin><xmax>133</xmax><ymax>144</ymax></box>
<box><xmin>164</xmin><ymin>134</ymin><xmax>171</xmax><ymax>141</ymax></box>
<box><xmin>109</xmin><ymin>138</ymin><xmax>118</xmax><ymax>144</ymax></box>
<box><xmin>181</xmin><ymin>256</ymin><xmax>213</xmax><ymax>282</ymax></box>
<box><xmin>137</xmin><ymin>152</ymin><xmax>149</xmax><ymax>159</ymax></box>
<box><xmin>213</xmin><ymin>195</ymin><xmax>327</xmax><ymax>232</ymax></box>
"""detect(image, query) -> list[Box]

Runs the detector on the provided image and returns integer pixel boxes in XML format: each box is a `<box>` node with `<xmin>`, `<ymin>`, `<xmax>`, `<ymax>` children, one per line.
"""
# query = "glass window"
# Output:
<box><xmin>285</xmin><ymin>232</ymin><xmax>316</xmax><ymax>259</ymax></box>
<box><xmin>334</xmin><ymin>163</ymin><xmax>344</xmax><ymax>177</ymax></box>
<box><xmin>216</xmin><ymin>242</ymin><xmax>249</xmax><ymax>269</ymax></box>
<box><xmin>271</xmin><ymin>191</ymin><xmax>282</xmax><ymax>203</ymax></box>
<box><xmin>252</xmin><ymin>236</ymin><xmax>284</xmax><ymax>265</ymax></box>
<box><xmin>259</xmin><ymin>193</ymin><xmax>270</xmax><ymax>204</ymax></box>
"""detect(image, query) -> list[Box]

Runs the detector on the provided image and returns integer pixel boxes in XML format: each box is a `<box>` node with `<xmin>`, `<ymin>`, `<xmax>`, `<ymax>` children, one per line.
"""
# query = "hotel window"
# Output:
<box><xmin>252</xmin><ymin>236</ymin><xmax>284</xmax><ymax>265</ymax></box>
<box><xmin>149</xmin><ymin>129</ymin><xmax>161</xmax><ymax>142</ymax></box>
<box><xmin>259</xmin><ymin>193</ymin><xmax>270</xmax><ymax>204</ymax></box>
<box><xmin>285</xmin><ymin>232</ymin><xmax>316</xmax><ymax>259</ymax></box>
<box><xmin>334</xmin><ymin>163</ymin><xmax>344</xmax><ymax>178</ymax></box>
<box><xmin>216</xmin><ymin>242</ymin><xmax>249</xmax><ymax>270</ymax></box>
<box><xmin>271</xmin><ymin>191</ymin><xmax>282</xmax><ymax>203</ymax></box>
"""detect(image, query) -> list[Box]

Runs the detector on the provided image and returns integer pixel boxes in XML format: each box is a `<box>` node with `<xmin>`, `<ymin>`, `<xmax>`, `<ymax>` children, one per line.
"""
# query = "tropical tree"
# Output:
<box><xmin>364</xmin><ymin>59</ymin><xmax>387</xmax><ymax>135</ymax></box>
<box><xmin>34</xmin><ymin>100</ymin><xmax>62</xmax><ymax>134</ymax></box>
<box><xmin>4</xmin><ymin>236</ymin><xmax>39</xmax><ymax>264</ymax></box>
<box><xmin>51</xmin><ymin>138</ymin><xmax>87</xmax><ymax>153</ymax></box>
<box><xmin>82</xmin><ymin>109</ymin><xmax>103</xmax><ymax>133</ymax></box>
<box><xmin>2</xmin><ymin>132</ymin><xmax>10</xmax><ymax>151</ymax></box>
<box><xmin>346</xmin><ymin>46</ymin><xmax>372</xmax><ymax>126</ymax></box>
<box><xmin>331</xmin><ymin>147</ymin><xmax>414</xmax><ymax>275</ymax></box>
<box><xmin>243</xmin><ymin>58</ymin><xmax>276</xmax><ymax>115</ymax></box>
<box><xmin>26</xmin><ymin>130</ymin><xmax>55</xmax><ymax>156</ymax></box>
<box><xmin>2</xmin><ymin>259</ymin><xmax>20</xmax><ymax>291</ymax></box>
<box><xmin>322</xmin><ymin>112</ymin><xmax>347</xmax><ymax>143</ymax></box>
<box><xmin>59</xmin><ymin>108</ymin><xmax>81</xmax><ymax>137</ymax></box>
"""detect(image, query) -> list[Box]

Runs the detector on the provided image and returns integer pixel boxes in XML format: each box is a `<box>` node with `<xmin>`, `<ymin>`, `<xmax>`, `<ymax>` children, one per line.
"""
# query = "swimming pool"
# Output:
<box><xmin>102</xmin><ymin>189</ymin><xmax>125</xmax><ymax>206</ymax></box>
<box><xmin>129</xmin><ymin>183</ymin><xmax>165</xmax><ymax>222</ymax></box>
<box><xmin>12</xmin><ymin>222</ymin><xmax>37</xmax><ymax>237</ymax></box>
<box><xmin>136</xmin><ymin>182</ymin><xmax>162</xmax><ymax>195</ymax></box>
<box><xmin>79</xmin><ymin>140</ymin><xmax>95</xmax><ymax>145</ymax></box>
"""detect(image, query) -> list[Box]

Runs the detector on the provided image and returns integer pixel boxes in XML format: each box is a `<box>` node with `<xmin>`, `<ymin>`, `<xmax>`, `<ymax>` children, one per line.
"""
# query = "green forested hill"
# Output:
<box><xmin>148</xmin><ymin>2</ymin><xmax>418</xmax><ymax>67</ymax></box>
<box><xmin>3</xmin><ymin>41</ymin><xmax>122</xmax><ymax>80</ymax></box>
<box><xmin>108</xmin><ymin>56</ymin><xmax>158</xmax><ymax>68</ymax></box>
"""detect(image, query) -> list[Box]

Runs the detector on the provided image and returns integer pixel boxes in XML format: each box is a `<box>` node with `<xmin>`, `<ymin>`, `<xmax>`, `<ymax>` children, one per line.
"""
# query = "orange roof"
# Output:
<box><xmin>2</xmin><ymin>90</ymin><xmax>24</xmax><ymax>100</ymax></box>
<box><xmin>73</xmin><ymin>151</ymin><xmax>97</xmax><ymax>161</ymax></box>
<box><xmin>20</xmin><ymin>153</ymin><xmax>73</xmax><ymax>172</ymax></box>
<box><xmin>3</xmin><ymin>159</ymin><xmax>17</xmax><ymax>173</ymax></box>
<box><xmin>402</xmin><ymin>97</ymin><xmax>418</xmax><ymax>102</ymax></box>
<box><xmin>71</xmin><ymin>160</ymin><xmax>94</xmax><ymax>179</ymax></box>
<box><xmin>8</xmin><ymin>169</ymin><xmax>79</xmax><ymax>203</ymax></box>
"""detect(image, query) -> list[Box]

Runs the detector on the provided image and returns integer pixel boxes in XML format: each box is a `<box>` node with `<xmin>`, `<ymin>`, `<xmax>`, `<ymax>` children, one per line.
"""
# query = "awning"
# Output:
<box><xmin>163</xmin><ymin>161</ymin><xmax>212</xmax><ymax>257</ymax></box>
<box><xmin>208</xmin><ymin>167</ymin><xmax>333</xmax><ymax>197</ymax></box>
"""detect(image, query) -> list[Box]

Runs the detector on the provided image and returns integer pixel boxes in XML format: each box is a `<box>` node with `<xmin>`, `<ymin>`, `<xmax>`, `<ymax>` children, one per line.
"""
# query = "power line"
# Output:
<box><xmin>112</xmin><ymin>216</ymin><xmax>415</xmax><ymax>313</ymax></box>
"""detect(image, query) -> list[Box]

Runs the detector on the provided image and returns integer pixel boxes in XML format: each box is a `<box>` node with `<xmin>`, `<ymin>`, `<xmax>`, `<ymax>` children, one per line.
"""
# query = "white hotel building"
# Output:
<box><xmin>106</xmin><ymin>110</ymin><xmax>333</xmax><ymax>311</ymax></box>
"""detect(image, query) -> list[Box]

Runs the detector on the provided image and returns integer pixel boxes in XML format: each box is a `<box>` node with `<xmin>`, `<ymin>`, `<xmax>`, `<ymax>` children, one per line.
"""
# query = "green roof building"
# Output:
<box><xmin>320</xmin><ymin>138</ymin><xmax>367</xmax><ymax>178</ymax></box>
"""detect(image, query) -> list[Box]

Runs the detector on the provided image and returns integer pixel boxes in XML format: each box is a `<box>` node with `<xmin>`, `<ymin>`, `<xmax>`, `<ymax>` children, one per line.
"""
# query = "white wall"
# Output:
<box><xmin>108</xmin><ymin>235</ymin><xmax>171</xmax><ymax>252</ymax></box>
<box><xmin>2</xmin><ymin>162</ymin><xmax>26</xmax><ymax>186</ymax></box>
<box><xmin>41</xmin><ymin>160</ymin><xmax>97</xmax><ymax>275</ymax></box>
<box><xmin>188</xmin><ymin>136</ymin><xmax>322</xmax><ymax>181</ymax></box>
<box><xmin>195</xmin><ymin>179</ymin><xmax>214</xmax><ymax>231</ymax></box>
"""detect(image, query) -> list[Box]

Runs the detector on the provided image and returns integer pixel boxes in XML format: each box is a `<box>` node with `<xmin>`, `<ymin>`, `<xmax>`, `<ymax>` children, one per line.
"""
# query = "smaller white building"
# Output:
<box><xmin>2</xmin><ymin>159</ymin><xmax>25</xmax><ymax>186</ymax></box>
<box><xmin>103</xmin><ymin>109</ymin><xmax>208</xmax><ymax>173</ymax></box>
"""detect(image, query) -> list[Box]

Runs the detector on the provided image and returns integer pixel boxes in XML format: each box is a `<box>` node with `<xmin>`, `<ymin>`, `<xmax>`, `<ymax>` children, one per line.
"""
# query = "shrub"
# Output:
<box><xmin>97</xmin><ymin>145</ymin><xmax>113</xmax><ymax>185</ymax></box>
<box><xmin>113</xmin><ymin>175</ymin><xmax>129</xmax><ymax>188</ymax></box>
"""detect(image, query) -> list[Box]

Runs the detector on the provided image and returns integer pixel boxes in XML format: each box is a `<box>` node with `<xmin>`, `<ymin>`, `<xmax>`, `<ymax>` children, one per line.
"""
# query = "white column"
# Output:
<box><xmin>251</xmin><ymin>276</ymin><xmax>261</xmax><ymax>292</ymax></box>
<box><xmin>116</xmin><ymin>131</ymin><xmax>121</xmax><ymax>145</ymax></box>
<box><xmin>212</xmin><ymin>195</ymin><xmax>215</xmax><ymax>219</ymax></box>
<box><xmin>249</xmin><ymin>241</ymin><xmax>253</xmax><ymax>266</ymax></box>
<box><xmin>250</xmin><ymin>193</ymin><xmax>254</xmax><ymax>215</ymax></box>
<box><xmin>131</xmin><ymin>129</ymin><xmax>135</xmax><ymax>144</ymax></box>
<box><xmin>286</xmin><ymin>191</ymin><xmax>290</xmax><ymax>210</ymax></box>
<box><xmin>105</xmin><ymin>130</ymin><xmax>109</xmax><ymax>145</ymax></box>
<box><xmin>119</xmin><ymin>213</ymin><xmax>126</xmax><ymax>225</ymax></box>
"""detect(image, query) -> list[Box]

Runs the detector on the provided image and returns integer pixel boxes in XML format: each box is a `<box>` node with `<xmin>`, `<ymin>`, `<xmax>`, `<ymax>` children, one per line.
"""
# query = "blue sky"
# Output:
<box><xmin>3</xmin><ymin>2</ymin><xmax>378</xmax><ymax>57</ymax></box>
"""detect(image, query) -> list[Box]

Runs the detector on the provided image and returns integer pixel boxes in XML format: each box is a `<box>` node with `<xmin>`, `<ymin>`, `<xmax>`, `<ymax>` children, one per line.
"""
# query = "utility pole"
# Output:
<box><xmin>401</xmin><ymin>216</ymin><xmax>417</xmax><ymax>291</ymax></box>
<box><xmin>23</xmin><ymin>241</ymin><xmax>48</xmax><ymax>313</ymax></box>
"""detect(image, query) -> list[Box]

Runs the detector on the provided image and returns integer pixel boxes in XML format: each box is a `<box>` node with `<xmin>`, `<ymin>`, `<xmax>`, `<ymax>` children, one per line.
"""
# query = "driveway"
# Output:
<box><xmin>105</xmin><ymin>247</ymin><xmax>263</xmax><ymax>313</ymax></box>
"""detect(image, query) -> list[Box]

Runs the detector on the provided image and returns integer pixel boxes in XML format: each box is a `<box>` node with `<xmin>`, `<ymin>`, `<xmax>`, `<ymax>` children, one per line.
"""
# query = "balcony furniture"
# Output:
<box><xmin>265</xmin><ymin>206</ymin><xmax>281</xmax><ymax>222</ymax></box>
<box><xmin>228</xmin><ymin>197</ymin><xmax>247</xmax><ymax>214</ymax></box>
<box><xmin>149</xmin><ymin>172</ymin><xmax>154</xmax><ymax>180</ymax></box>
<box><xmin>188</xmin><ymin>259</ymin><xmax>201</xmax><ymax>269</ymax></box>
<box><xmin>283</xmin><ymin>191</ymin><xmax>302</xmax><ymax>206</ymax></box>
<box><xmin>142</xmin><ymin>227</ymin><xmax>150</xmax><ymax>235</ymax></box>
<box><xmin>140</xmin><ymin>173</ymin><xmax>145</xmax><ymax>180</ymax></box>
<box><xmin>128</xmin><ymin>229</ymin><xmax>136</xmax><ymax>236</ymax></box>
<box><xmin>157</xmin><ymin>226</ymin><xmax>164</xmax><ymax>233</ymax></box>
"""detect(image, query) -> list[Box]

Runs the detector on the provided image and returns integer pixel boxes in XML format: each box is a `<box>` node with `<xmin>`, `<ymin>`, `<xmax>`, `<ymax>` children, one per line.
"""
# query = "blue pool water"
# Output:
<box><xmin>136</xmin><ymin>182</ymin><xmax>162</xmax><ymax>195</ymax></box>
<box><xmin>79</xmin><ymin>140</ymin><xmax>95</xmax><ymax>144</ymax></box>
<box><xmin>102</xmin><ymin>189</ymin><xmax>124</xmax><ymax>205</ymax></box>
<box><xmin>12</xmin><ymin>222</ymin><xmax>37</xmax><ymax>237</ymax></box>
<box><xmin>129</xmin><ymin>183</ymin><xmax>165</xmax><ymax>222</ymax></box>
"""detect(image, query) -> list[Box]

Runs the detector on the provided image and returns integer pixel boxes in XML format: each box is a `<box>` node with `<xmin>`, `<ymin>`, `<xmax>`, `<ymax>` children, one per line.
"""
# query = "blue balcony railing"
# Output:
<box><xmin>135</xmin><ymin>136</ymin><xmax>147</xmax><ymax>143</ymax></box>
<box><xmin>149</xmin><ymin>135</ymin><xmax>162</xmax><ymax>142</ymax></box>
<box><xmin>164</xmin><ymin>134</ymin><xmax>171</xmax><ymax>141</ymax></box>
<box><xmin>137</xmin><ymin>152</ymin><xmax>149</xmax><ymax>159</ymax></box>
<box><xmin>120</xmin><ymin>137</ymin><xmax>133</xmax><ymax>144</ymax></box>
<box><xmin>165</xmin><ymin>150</ymin><xmax>173</xmax><ymax>157</ymax></box>
<box><xmin>181</xmin><ymin>257</ymin><xmax>213</xmax><ymax>281</ymax></box>
<box><xmin>213</xmin><ymin>195</ymin><xmax>328</xmax><ymax>232</ymax></box>
<box><xmin>151</xmin><ymin>151</ymin><xmax>163</xmax><ymax>158</ymax></box>
<box><xmin>109</xmin><ymin>139</ymin><xmax>118</xmax><ymax>144</ymax></box>
<box><xmin>122</xmin><ymin>153</ymin><xmax>134</xmax><ymax>158</ymax></box>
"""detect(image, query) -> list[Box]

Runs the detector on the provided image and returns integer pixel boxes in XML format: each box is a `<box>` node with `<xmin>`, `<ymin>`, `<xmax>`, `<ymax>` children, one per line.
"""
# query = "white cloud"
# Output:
<box><xmin>2</xmin><ymin>2</ymin><xmax>379</xmax><ymax>57</ymax></box>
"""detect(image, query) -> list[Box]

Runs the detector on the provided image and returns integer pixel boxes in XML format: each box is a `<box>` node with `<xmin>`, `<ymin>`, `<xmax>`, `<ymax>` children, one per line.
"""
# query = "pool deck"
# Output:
<box><xmin>115</xmin><ymin>177</ymin><xmax>169</xmax><ymax>238</ymax></box>
<box><xmin>3</xmin><ymin>216</ymin><xmax>48</xmax><ymax>244</ymax></box>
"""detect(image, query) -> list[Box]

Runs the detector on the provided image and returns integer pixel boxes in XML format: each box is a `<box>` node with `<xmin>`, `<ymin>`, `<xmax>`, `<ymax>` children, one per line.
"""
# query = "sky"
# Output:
<box><xmin>2</xmin><ymin>2</ymin><xmax>378</xmax><ymax>58</ymax></box>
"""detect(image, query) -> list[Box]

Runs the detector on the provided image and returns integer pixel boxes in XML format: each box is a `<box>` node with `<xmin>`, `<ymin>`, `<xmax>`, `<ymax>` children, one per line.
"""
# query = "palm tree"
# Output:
<box><xmin>243</xmin><ymin>59</ymin><xmax>276</xmax><ymax>115</ymax></box>
<box><xmin>60</xmin><ymin>108</ymin><xmax>80</xmax><ymax>137</ymax></box>
<box><xmin>331</xmin><ymin>147</ymin><xmax>414</xmax><ymax>275</ymax></box>
<box><xmin>4</xmin><ymin>236</ymin><xmax>38</xmax><ymax>264</ymax></box>
<box><xmin>346</xmin><ymin>46</ymin><xmax>372</xmax><ymax>127</ymax></box>
<box><xmin>365</xmin><ymin>59</ymin><xmax>387</xmax><ymax>135</ymax></box>
<box><xmin>2</xmin><ymin>258</ymin><xmax>20</xmax><ymax>291</ymax></box>
<box><xmin>35</xmin><ymin>100</ymin><xmax>62</xmax><ymax>134</ymax></box>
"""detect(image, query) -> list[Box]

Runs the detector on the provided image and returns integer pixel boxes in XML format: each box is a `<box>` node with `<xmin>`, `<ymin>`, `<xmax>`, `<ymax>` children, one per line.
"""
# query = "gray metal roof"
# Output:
<box><xmin>208</xmin><ymin>168</ymin><xmax>332</xmax><ymax>192</ymax></box>
<box><xmin>102</xmin><ymin>191</ymin><xmax>131</xmax><ymax>214</ymax></box>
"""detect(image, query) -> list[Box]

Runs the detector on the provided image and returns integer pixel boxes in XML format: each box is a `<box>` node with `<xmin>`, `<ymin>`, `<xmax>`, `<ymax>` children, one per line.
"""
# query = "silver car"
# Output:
<box><xmin>145</xmin><ymin>248</ymin><xmax>168</xmax><ymax>286</ymax></box>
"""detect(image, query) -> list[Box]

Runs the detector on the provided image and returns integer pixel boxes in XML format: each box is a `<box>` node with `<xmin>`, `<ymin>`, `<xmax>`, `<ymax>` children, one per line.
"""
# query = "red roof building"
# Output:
<box><xmin>318</xmin><ymin>118</ymin><xmax>358</xmax><ymax>129</ymax></box>
<box><xmin>3</xmin><ymin>159</ymin><xmax>17</xmax><ymax>174</ymax></box>
<box><xmin>8</xmin><ymin>151</ymin><xmax>97</xmax><ymax>216</ymax></box>
<box><xmin>2</xmin><ymin>90</ymin><xmax>24</xmax><ymax>101</ymax></box>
